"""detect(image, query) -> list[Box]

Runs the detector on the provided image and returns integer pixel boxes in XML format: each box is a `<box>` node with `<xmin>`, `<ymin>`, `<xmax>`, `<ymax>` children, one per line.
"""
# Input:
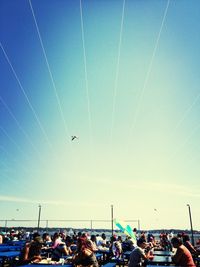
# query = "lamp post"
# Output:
<box><xmin>138</xmin><ymin>219</ymin><xmax>140</xmax><ymax>231</ymax></box>
<box><xmin>187</xmin><ymin>204</ymin><xmax>194</xmax><ymax>246</ymax></box>
<box><xmin>90</xmin><ymin>220</ymin><xmax>93</xmax><ymax>232</ymax></box>
<box><xmin>37</xmin><ymin>204</ymin><xmax>41</xmax><ymax>231</ymax></box>
<box><xmin>4</xmin><ymin>220</ymin><xmax>7</xmax><ymax>232</ymax></box>
<box><xmin>46</xmin><ymin>220</ymin><xmax>48</xmax><ymax>232</ymax></box>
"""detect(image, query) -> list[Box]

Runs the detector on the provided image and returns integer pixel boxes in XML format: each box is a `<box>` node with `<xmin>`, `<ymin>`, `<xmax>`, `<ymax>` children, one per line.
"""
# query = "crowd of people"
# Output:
<box><xmin>0</xmin><ymin>228</ymin><xmax>200</xmax><ymax>266</ymax></box>
<box><xmin>128</xmin><ymin>231</ymin><xmax>200</xmax><ymax>267</ymax></box>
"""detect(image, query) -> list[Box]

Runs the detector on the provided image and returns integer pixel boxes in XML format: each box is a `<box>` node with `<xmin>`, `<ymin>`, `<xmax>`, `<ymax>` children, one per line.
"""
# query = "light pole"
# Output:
<box><xmin>46</xmin><ymin>220</ymin><xmax>48</xmax><ymax>232</ymax></box>
<box><xmin>4</xmin><ymin>220</ymin><xmax>7</xmax><ymax>232</ymax></box>
<box><xmin>187</xmin><ymin>204</ymin><xmax>194</xmax><ymax>246</ymax></box>
<box><xmin>138</xmin><ymin>219</ymin><xmax>140</xmax><ymax>231</ymax></box>
<box><xmin>37</xmin><ymin>204</ymin><xmax>41</xmax><ymax>231</ymax></box>
<box><xmin>90</xmin><ymin>220</ymin><xmax>93</xmax><ymax>232</ymax></box>
<box><xmin>111</xmin><ymin>205</ymin><xmax>114</xmax><ymax>237</ymax></box>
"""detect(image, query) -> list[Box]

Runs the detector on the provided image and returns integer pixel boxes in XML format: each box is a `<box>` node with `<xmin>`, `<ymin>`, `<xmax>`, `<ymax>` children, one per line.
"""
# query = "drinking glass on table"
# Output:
<box><xmin>47</xmin><ymin>257</ymin><xmax>51</xmax><ymax>263</ymax></box>
<box><xmin>60</xmin><ymin>258</ymin><xmax>65</xmax><ymax>265</ymax></box>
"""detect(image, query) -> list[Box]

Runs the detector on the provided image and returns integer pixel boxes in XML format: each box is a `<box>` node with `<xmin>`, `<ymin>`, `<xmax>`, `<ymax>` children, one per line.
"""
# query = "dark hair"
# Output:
<box><xmin>53</xmin><ymin>232</ymin><xmax>60</xmax><ymax>241</ymax></box>
<box><xmin>137</xmin><ymin>238</ymin><xmax>146</xmax><ymax>246</ymax></box>
<box><xmin>34</xmin><ymin>236</ymin><xmax>43</xmax><ymax>245</ymax></box>
<box><xmin>82</xmin><ymin>233</ymin><xmax>87</xmax><ymax>238</ymax></box>
<box><xmin>33</xmin><ymin>232</ymin><xmax>40</xmax><ymax>241</ymax></box>
<box><xmin>102</xmin><ymin>233</ymin><xmax>106</xmax><ymax>239</ymax></box>
<box><xmin>183</xmin><ymin>234</ymin><xmax>190</xmax><ymax>242</ymax></box>
<box><xmin>171</xmin><ymin>237</ymin><xmax>182</xmax><ymax>245</ymax></box>
<box><xmin>111</xmin><ymin>236</ymin><xmax>117</xmax><ymax>242</ymax></box>
<box><xmin>65</xmin><ymin>236</ymin><xmax>73</xmax><ymax>246</ymax></box>
<box><xmin>42</xmin><ymin>233</ymin><xmax>49</xmax><ymax>239</ymax></box>
<box><xmin>91</xmin><ymin>235</ymin><xmax>96</xmax><ymax>241</ymax></box>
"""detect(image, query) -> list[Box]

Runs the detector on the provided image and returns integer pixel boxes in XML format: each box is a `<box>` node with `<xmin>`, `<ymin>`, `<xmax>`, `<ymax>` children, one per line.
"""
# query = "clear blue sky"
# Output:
<box><xmin>1</xmin><ymin>0</ymin><xmax>200</xmax><ymax>230</ymax></box>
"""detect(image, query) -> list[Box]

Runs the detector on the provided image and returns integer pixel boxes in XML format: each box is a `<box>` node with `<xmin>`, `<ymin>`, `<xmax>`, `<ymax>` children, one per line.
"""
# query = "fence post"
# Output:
<box><xmin>111</xmin><ymin>205</ymin><xmax>114</xmax><ymax>237</ymax></box>
<box><xmin>4</xmin><ymin>220</ymin><xmax>7</xmax><ymax>232</ymax></box>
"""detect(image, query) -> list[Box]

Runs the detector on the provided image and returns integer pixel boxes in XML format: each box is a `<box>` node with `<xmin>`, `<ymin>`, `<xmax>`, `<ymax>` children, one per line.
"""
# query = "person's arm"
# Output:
<box><xmin>138</xmin><ymin>247</ymin><xmax>149</xmax><ymax>261</ymax></box>
<box><xmin>23</xmin><ymin>244</ymin><xmax>30</xmax><ymax>261</ymax></box>
<box><xmin>63</xmin><ymin>245</ymin><xmax>70</xmax><ymax>256</ymax></box>
<box><xmin>172</xmin><ymin>248</ymin><xmax>182</xmax><ymax>264</ymax></box>
<box><xmin>89</xmin><ymin>240</ymin><xmax>98</xmax><ymax>252</ymax></box>
<box><xmin>186</xmin><ymin>241</ymin><xmax>197</xmax><ymax>254</ymax></box>
<box><xmin>141</xmin><ymin>250</ymin><xmax>150</xmax><ymax>260</ymax></box>
<box><xmin>52</xmin><ymin>239</ymin><xmax>59</xmax><ymax>249</ymax></box>
<box><xmin>68</xmin><ymin>246</ymin><xmax>73</xmax><ymax>255</ymax></box>
<box><xmin>23</xmin><ymin>243</ymin><xmax>42</xmax><ymax>262</ymax></box>
<box><xmin>31</xmin><ymin>255</ymin><xmax>42</xmax><ymax>262</ymax></box>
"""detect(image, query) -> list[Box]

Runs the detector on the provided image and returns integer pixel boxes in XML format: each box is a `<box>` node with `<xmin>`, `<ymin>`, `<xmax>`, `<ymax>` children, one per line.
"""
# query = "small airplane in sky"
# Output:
<box><xmin>71</xmin><ymin>135</ymin><xmax>78</xmax><ymax>141</ymax></box>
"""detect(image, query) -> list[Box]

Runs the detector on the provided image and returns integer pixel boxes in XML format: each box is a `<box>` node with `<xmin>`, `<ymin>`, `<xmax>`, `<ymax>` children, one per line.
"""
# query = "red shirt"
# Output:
<box><xmin>172</xmin><ymin>244</ymin><xmax>196</xmax><ymax>267</ymax></box>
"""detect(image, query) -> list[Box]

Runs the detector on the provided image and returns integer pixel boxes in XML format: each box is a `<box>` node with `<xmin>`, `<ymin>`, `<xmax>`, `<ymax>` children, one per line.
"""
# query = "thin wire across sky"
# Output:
<box><xmin>1</xmin><ymin>0</ymin><xmax>200</xmax><ymax>228</ymax></box>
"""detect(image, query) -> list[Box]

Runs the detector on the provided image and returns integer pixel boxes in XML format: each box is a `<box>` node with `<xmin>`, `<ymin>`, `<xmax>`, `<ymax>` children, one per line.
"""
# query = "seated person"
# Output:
<box><xmin>90</xmin><ymin>235</ymin><xmax>98</xmax><ymax>252</ymax></box>
<box><xmin>195</xmin><ymin>239</ymin><xmax>200</xmax><ymax>254</ymax></box>
<box><xmin>52</xmin><ymin>232</ymin><xmax>62</xmax><ymax>249</ymax></box>
<box><xmin>147</xmin><ymin>233</ymin><xmax>156</xmax><ymax>248</ymax></box>
<box><xmin>51</xmin><ymin>232</ymin><xmax>70</xmax><ymax>261</ymax></box>
<box><xmin>41</xmin><ymin>233</ymin><xmax>52</xmax><ymax>258</ymax></box>
<box><xmin>122</xmin><ymin>236</ymin><xmax>135</xmax><ymax>252</ymax></box>
<box><xmin>65</xmin><ymin>236</ymin><xmax>73</xmax><ymax>255</ymax></box>
<box><xmin>171</xmin><ymin>237</ymin><xmax>196</xmax><ymax>267</ymax></box>
<box><xmin>73</xmin><ymin>235</ymin><xmax>98</xmax><ymax>267</ymax></box>
<box><xmin>182</xmin><ymin>234</ymin><xmax>197</xmax><ymax>256</ymax></box>
<box><xmin>128</xmin><ymin>238</ymin><xmax>150</xmax><ymax>267</ymax></box>
<box><xmin>196</xmin><ymin>238</ymin><xmax>200</xmax><ymax>246</ymax></box>
<box><xmin>97</xmin><ymin>233</ymin><xmax>109</xmax><ymax>252</ymax></box>
<box><xmin>111</xmin><ymin>236</ymin><xmax>123</xmax><ymax>258</ymax></box>
<box><xmin>19</xmin><ymin>236</ymin><xmax>43</xmax><ymax>264</ymax></box>
<box><xmin>42</xmin><ymin>232</ymin><xmax>52</xmax><ymax>246</ymax></box>
<box><xmin>160</xmin><ymin>232</ymin><xmax>171</xmax><ymax>250</ymax></box>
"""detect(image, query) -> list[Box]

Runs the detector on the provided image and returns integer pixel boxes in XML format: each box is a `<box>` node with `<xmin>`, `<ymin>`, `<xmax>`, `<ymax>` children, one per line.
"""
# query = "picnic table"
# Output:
<box><xmin>153</xmin><ymin>250</ymin><xmax>173</xmax><ymax>256</ymax></box>
<box><xmin>123</xmin><ymin>250</ymin><xmax>132</xmax><ymax>260</ymax></box>
<box><xmin>21</xmin><ymin>264</ymin><xmax>73</xmax><ymax>267</ymax></box>
<box><xmin>97</xmin><ymin>249</ymin><xmax>111</xmax><ymax>262</ymax></box>
<box><xmin>95</xmin><ymin>252</ymin><xmax>103</xmax><ymax>261</ymax></box>
<box><xmin>148</xmin><ymin>255</ymin><xmax>172</xmax><ymax>265</ymax></box>
<box><xmin>0</xmin><ymin>251</ymin><xmax>21</xmax><ymax>266</ymax></box>
<box><xmin>0</xmin><ymin>245</ymin><xmax>22</xmax><ymax>252</ymax></box>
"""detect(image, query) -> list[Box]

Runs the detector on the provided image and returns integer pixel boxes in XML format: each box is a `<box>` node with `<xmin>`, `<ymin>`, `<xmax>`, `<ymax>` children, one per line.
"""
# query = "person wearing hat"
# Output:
<box><xmin>128</xmin><ymin>238</ymin><xmax>150</xmax><ymax>267</ymax></box>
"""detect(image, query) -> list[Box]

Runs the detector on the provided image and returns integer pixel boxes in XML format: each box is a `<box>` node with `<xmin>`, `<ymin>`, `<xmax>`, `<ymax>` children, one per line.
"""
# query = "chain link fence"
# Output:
<box><xmin>0</xmin><ymin>219</ymin><xmax>140</xmax><ymax>232</ymax></box>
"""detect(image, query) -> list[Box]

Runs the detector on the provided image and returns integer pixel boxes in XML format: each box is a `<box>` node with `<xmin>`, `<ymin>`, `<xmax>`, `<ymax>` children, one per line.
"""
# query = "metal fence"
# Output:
<box><xmin>0</xmin><ymin>219</ymin><xmax>140</xmax><ymax>232</ymax></box>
